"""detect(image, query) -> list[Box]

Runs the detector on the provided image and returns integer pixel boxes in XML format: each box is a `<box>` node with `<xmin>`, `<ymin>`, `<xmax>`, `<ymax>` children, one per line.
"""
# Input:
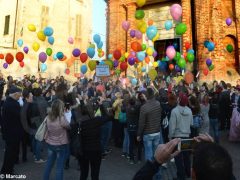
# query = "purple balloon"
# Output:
<box><xmin>23</xmin><ymin>46</ymin><xmax>29</xmax><ymax>54</ymax></box>
<box><xmin>3</xmin><ymin>63</ymin><xmax>8</xmax><ymax>69</ymax></box>
<box><xmin>226</xmin><ymin>18</ymin><xmax>232</xmax><ymax>26</ymax></box>
<box><xmin>72</xmin><ymin>48</ymin><xmax>81</xmax><ymax>57</ymax></box>
<box><xmin>153</xmin><ymin>51</ymin><xmax>158</xmax><ymax>58</ymax></box>
<box><xmin>113</xmin><ymin>60</ymin><xmax>119</xmax><ymax>68</ymax></box>
<box><xmin>175</xmin><ymin>65</ymin><xmax>181</xmax><ymax>72</ymax></box>
<box><xmin>206</xmin><ymin>58</ymin><xmax>212</xmax><ymax>66</ymax></box>
<box><xmin>39</xmin><ymin>52</ymin><xmax>47</xmax><ymax>63</ymax></box>
<box><xmin>135</xmin><ymin>30</ymin><xmax>142</xmax><ymax>39</ymax></box>
<box><xmin>130</xmin><ymin>30</ymin><xmax>135</xmax><ymax>38</ymax></box>
<box><xmin>128</xmin><ymin>57</ymin><xmax>135</xmax><ymax>66</ymax></box>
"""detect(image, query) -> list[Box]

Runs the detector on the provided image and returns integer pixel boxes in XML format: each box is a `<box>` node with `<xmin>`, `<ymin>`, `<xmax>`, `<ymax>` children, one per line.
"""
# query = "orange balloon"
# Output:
<box><xmin>184</xmin><ymin>72</ymin><xmax>194</xmax><ymax>84</ymax></box>
<box><xmin>148</xmin><ymin>19</ymin><xmax>154</xmax><ymax>26</ymax></box>
<box><xmin>145</xmin><ymin>56</ymin><xmax>150</xmax><ymax>64</ymax></box>
<box><xmin>131</xmin><ymin>41</ymin><xmax>142</xmax><ymax>52</ymax></box>
<box><xmin>169</xmin><ymin>64</ymin><xmax>174</xmax><ymax>71</ymax></box>
<box><xmin>0</xmin><ymin>54</ymin><xmax>4</xmax><ymax>59</ymax></box>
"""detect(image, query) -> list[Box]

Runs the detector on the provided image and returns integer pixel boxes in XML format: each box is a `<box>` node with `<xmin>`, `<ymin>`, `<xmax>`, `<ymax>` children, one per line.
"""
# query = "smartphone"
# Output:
<box><xmin>178</xmin><ymin>139</ymin><xmax>196</xmax><ymax>151</ymax></box>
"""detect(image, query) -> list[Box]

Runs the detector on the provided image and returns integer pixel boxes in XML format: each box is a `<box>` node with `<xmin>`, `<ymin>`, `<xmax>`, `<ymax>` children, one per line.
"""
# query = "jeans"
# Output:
<box><xmin>43</xmin><ymin>144</ymin><xmax>67</xmax><ymax>180</ymax></box>
<box><xmin>143</xmin><ymin>132</ymin><xmax>161</xmax><ymax>161</ymax></box>
<box><xmin>210</xmin><ymin>118</ymin><xmax>220</xmax><ymax>143</ymax></box>
<box><xmin>174</xmin><ymin>150</ymin><xmax>191</xmax><ymax>180</ymax></box>
<box><xmin>100</xmin><ymin>121</ymin><xmax>112</xmax><ymax>153</ymax></box>
<box><xmin>128</xmin><ymin>131</ymin><xmax>136</xmax><ymax>160</ymax></box>
<box><xmin>122</xmin><ymin>128</ymin><xmax>129</xmax><ymax>154</ymax></box>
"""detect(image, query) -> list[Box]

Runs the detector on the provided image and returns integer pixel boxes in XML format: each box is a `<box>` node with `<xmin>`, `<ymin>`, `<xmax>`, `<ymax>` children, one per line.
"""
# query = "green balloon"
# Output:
<box><xmin>178</xmin><ymin>58</ymin><xmax>186</xmax><ymax>68</ymax></box>
<box><xmin>142</xmin><ymin>44</ymin><xmax>147</xmax><ymax>51</ymax></box>
<box><xmin>174</xmin><ymin>52</ymin><xmax>181</xmax><ymax>61</ymax></box>
<box><xmin>135</xmin><ymin>10</ymin><xmax>145</xmax><ymax>20</ymax></box>
<box><xmin>187</xmin><ymin>53</ymin><xmax>195</xmax><ymax>63</ymax></box>
<box><xmin>46</xmin><ymin>48</ymin><xmax>52</xmax><ymax>56</ymax></box>
<box><xmin>115</xmin><ymin>69</ymin><xmax>121</xmax><ymax>76</ymax></box>
<box><xmin>176</xmin><ymin>23</ymin><xmax>187</xmax><ymax>35</ymax></box>
<box><xmin>226</xmin><ymin>44</ymin><xmax>233</xmax><ymax>53</ymax></box>
<box><xmin>89</xmin><ymin>44</ymin><xmax>95</xmax><ymax>49</ymax></box>
<box><xmin>209</xmin><ymin>64</ymin><xmax>214</xmax><ymax>71</ymax></box>
<box><xmin>104</xmin><ymin>60</ymin><xmax>113</xmax><ymax>70</ymax></box>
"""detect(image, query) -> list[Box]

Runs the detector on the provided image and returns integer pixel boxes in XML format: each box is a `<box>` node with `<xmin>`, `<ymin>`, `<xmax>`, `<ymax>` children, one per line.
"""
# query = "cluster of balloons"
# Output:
<box><xmin>93</xmin><ymin>34</ymin><xmax>105</xmax><ymax>58</ymax></box>
<box><xmin>205</xmin><ymin>58</ymin><xmax>214</xmax><ymax>72</ymax></box>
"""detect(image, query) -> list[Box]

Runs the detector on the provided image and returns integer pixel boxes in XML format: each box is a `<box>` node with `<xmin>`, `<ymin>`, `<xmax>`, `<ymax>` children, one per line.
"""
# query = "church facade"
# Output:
<box><xmin>105</xmin><ymin>0</ymin><xmax>240</xmax><ymax>82</ymax></box>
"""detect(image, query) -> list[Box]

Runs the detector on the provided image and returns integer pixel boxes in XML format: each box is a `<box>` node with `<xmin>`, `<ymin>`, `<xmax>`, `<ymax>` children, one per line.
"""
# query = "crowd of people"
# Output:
<box><xmin>0</xmin><ymin>72</ymin><xmax>239</xmax><ymax>180</ymax></box>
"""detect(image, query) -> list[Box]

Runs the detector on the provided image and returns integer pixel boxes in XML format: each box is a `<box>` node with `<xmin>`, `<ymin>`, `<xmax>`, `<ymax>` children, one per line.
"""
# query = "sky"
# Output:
<box><xmin>92</xmin><ymin>0</ymin><xmax>107</xmax><ymax>58</ymax></box>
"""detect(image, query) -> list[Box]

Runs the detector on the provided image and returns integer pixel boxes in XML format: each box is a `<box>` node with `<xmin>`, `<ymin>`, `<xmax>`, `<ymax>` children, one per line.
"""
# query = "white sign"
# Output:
<box><xmin>96</xmin><ymin>65</ymin><xmax>110</xmax><ymax>77</ymax></box>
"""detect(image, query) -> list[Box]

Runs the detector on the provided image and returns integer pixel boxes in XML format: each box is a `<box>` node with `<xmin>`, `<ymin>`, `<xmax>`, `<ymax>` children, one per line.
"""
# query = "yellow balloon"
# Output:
<box><xmin>137</xmin><ymin>20</ymin><xmax>147</xmax><ymax>33</ymax></box>
<box><xmin>146</xmin><ymin>47</ymin><xmax>154</xmax><ymax>56</ymax></box>
<box><xmin>88</xmin><ymin>60</ymin><xmax>97</xmax><ymax>71</ymax></box>
<box><xmin>148</xmin><ymin>69</ymin><xmax>157</xmax><ymax>81</ymax></box>
<box><xmin>152</xmin><ymin>33</ymin><xmax>159</xmax><ymax>42</ymax></box>
<box><xmin>124</xmin><ymin>52</ymin><xmax>129</xmax><ymax>58</ymax></box>
<box><xmin>153</xmin><ymin>62</ymin><xmax>159</xmax><ymax>68</ymax></box>
<box><xmin>32</xmin><ymin>42</ymin><xmax>40</xmax><ymax>52</ymax></box>
<box><xmin>136</xmin><ymin>0</ymin><xmax>146</xmax><ymax>7</ymax></box>
<box><xmin>28</xmin><ymin>24</ymin><xmax>36</xmax><ymax>32</ymax></box>
<box><xmin>37</xmin><ymin>31</ymin><xmax>46</xmax><ymax>41</ymax></box>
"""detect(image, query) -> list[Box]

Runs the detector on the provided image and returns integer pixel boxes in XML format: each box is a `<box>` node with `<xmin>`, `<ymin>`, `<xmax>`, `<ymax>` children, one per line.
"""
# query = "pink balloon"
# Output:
<box><xmin>122</xmin><ymin>21</ymin><xmax>130</xmax><ymax>31</ymax></box>
<box><xmin>170</xmin><ymin>4</ymin><xmax>182</xmax><ymax>21</ymax></box>
<box><xmin>68</xmin><ymin>37</ymin><xmax>74</xmax><ymax>44</ymax></box>
<box><xmin>166</xmin><ymin>46</ymin><xmax>176</xmax><ymax>60</ymax></box>
<box><xmin>135</xmin><ymin>30</ymin><xmax>142</xmax><ymax>39</ymax></box>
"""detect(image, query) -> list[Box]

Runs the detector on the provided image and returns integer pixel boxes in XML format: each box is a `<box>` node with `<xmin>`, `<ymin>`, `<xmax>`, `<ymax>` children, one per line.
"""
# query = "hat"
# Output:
<box><xmin>9</xmin><ymin>86</ymin><xmax>22</xmax><ymax>94</ymax></box>
<box><xmin>179</xmin><ymin>93</ymin><xmax>189</xmax><ymax>106</ymax></box>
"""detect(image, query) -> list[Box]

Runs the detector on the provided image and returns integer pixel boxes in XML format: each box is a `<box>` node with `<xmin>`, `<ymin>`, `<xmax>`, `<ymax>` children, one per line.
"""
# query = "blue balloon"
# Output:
<box><xmin>173</xmin><ymin>42</ymin><xmax>178</xmax><ymax>49</ymax></box>
<box><xmin>41</xmin><ymin>63</ymin><xmax>47</xmax><ymax>72</ymax></box>
<box><xmin>57</xmin><ymin>52</ymin><xmax>64</xmax><ymax>59</ymax></box>
<box><xmin>87</xmin><ymin>48</ymin><xmax>95</xmax><ymax>58</ymax></box>
<box><xmin>80</xmin><ymin>64</ymin><xmax>88</xmax><ymax>74</ymax></box>
<box><xmin>141</xmin><ymin>67</ymin><xmax>146</xmax><ymax>72</ymax></box>
<box><xmin>165</xmin><ymin>20</ymin><xmax>173</xmax><ymax>30</ymax></box>
<box><xmin>188</xmin><ymin>49</ymin><xmax>195</xmax><ymax>54</ymax></box>
<box><xmin>97</xmin><ymin>41</ymin><xmax>103</xmax><ymax>49</ymax></box>
<box><xmin>48</xmin><ymin>36</ymin><xmax>54</xmax><ymax>45</ymax></box>
<box><xmin>17</xmin><ymin>39</ymin><xmax>23</xmax><ymax>47</ymax></box>
<box><xmin>146</xmin><ymin>26</ymin><xmax>158</xmax><ymax>40</ymax></box>
<box><xmin>207</xmin><ymin>42</ymin><xmax>215</xmax><ymax>52</ymax></box>
<box><xmin>93</xmin><ymin>34</ymin><xmax>101</xmax><ymax>44</ymax></box>
<box><xmin>44</xmin><ymin>27</ymin><xmax>54</xmax><ymax>36</ymax></box>
<box><xmin>53</xmin><ymin>54</ymin><xmax>57</xmax><ymax>60</ymax></box>
<box><xmin>108</xmin><ymin>54</ymin><xmax>113</xmax><ymax>59</ymax></box>
<box><xmin>136</xmin><ymin>51</ymin><xmax>145</xmax><ymax>62</ymax></box>
<box><xmin>159</xmin><ymin>61</ymin><xmax>167</xmax><ymax>71</ymax></box>
<box><xmin>131</xmin><ymin>78</ymin><xmax>138</xmax><ymax>86</ymax></box>
<box><xmin>99</xmin><ymin>61</ymin><xmax>105</xmax><ymax>65</ymax></box>
<box><xmin>204</xmin><ymin>41</ymin><xmax>209</xmax><ymax>48</ymax></box>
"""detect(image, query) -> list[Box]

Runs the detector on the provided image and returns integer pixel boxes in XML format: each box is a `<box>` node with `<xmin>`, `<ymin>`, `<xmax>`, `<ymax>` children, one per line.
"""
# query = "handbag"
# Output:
<box><xmin>35</xmin><ymin>117</ymin><xmax>47</xmax><ymax>141</ymax></box>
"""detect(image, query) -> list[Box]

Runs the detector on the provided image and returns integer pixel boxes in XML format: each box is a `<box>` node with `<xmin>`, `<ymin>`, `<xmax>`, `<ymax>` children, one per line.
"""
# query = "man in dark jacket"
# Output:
<box><xmin>1</xmin><ymin>86</ymin><xmax>23</xmax><ymax>175</ymax></box>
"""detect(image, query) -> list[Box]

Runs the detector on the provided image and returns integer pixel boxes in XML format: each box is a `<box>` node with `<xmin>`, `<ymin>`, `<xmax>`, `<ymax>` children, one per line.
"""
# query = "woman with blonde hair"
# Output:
<box><xmin>43</xmin><ymin>99</ymin><xmax>70</xmax><ymax>180</ymax></box>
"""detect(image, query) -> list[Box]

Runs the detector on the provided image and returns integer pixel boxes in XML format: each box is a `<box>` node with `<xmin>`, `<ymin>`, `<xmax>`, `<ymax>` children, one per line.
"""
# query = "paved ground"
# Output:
<box><xmin>0</xmin><ymin>131</ymin><xmax>239</xmax><ymax>180</ymax></box>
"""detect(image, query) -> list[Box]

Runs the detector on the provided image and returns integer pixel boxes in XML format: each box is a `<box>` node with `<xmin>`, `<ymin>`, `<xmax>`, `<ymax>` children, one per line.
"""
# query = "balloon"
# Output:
<box><xmin>177</xmin><ymin>58</ymin><xmax>186</xmax><ymax>68</ymax></box>
<box><xmin>142</xmin><ymin>44</ymin><xmax>147</xmax><ymax>51</ymax></box>
<box><xmin>187</xmin><ymin>53</ymin><xmax>195</xmax><ymax>63</ymax></box>
<box><xmin>165</xmin><ymin>20</ymin><xmax>173</xmax><ymax>30</ymax></box>
<box><xmin>175</xmin><ymin>65</ymin><xmax>181</xmax><ymax>72</ymax></box>
<box><xmin>119</xmin><ymin>55</ymin><xmax>125</xmax><ymax>62</ymax></box>
<box><xmin>89</xmin><ymin>43</ymin><xmax>95</xmax><ymax>49</ymax></box>
<box><xmin>204</xmin><ymin>41</ymin><xmax>209</xmax><ymax>48</ymax></box>
<box><xmin>206</xmin><ymin>59</ymin><xmax>212</xmax><ymax>66</ymax></box>
<box><xmin>148</xmin><ymin>69</ymin><xmax>157</xmax><ymax>81</ymax></box>
<box><xmin>88</xmin><ymin>60</ymin><xmax>97</xmax><ymax>71</ymax></box>
<box><xmin>98</xmin><ymin>51</ymin><xmax>105</xmax><ymax>58</ymax></box>
<box><xmin>5</xmin><ymin>53</ymin><xmax>14</xmax><ymax>64</ymax></box>
<box><xmin>17</xmin><ymin>39</ymin><xmax>23</xmax><ymax>47</ymax></box>
<box><xmin>173</xmin><ymin>42</ymin><xmax>178</xmax><ymax>49</ymax></box>
<box><xmin>174</xmin><ymin>52</ymin><xmax>181</xmax><ymax>61</ymax></box>
<box><xmin>152</xmin><ymin>33</ymin><xmax>159</xmax><ymax>42</ymax></box>
<box><xmin>169</xmin><ymin>64</ymin><xmax>174</xmax><ymax>71</ymax></box>
<box><xmin>37</xmin><ymin>31</ymin><xmax>46</xmax><ymax>41</ymax></box>
<box><xmin>93</xmin><ymin>34</ymin><xmax>101</xmax><ymax>44</ymax></box>
<box><xmin>131</xmin><ymin>78</ymin><xmax>138</xmax><ymax>85</ymax></box>
<box><xmin>146</xmin><ymin>26</ymin><xmax>158</xmax><ymax>40</ymax></box>
<box><xmin>72</xmin><ymin>48</ymin><xmax>81</xmax><ymax>57</ymax></box>
<box><xmin>68</xmin><ymin>37</ymin><xmax>74</xmax><ymax>44</ymax></box>
<box><xmin>176</xmin><ymin>23</ymin><xmax>187</xmax><ymax>35</ymax></box>
<box><xmin>141</xmin><ymin>67</ymin><xmax>146</xmax><ymax>72</ymax></box>
<box><xmin>226</xmin><ymin>44</ymin><xmax>233</xmax><ymax>53</ymax></box>
<box><xmin>113</xmin><ymin>60</ymin><xmax>119</xmax><ymax>68</ymax></box>
<box><xmin>0</xmin><ymin>54</ymin><xmax>4</xmax><ymax>59</ymax></box>
<box><xmin>166</xmin><ymin>46</ymin><xmax>176</xmax><ymax>60</ymax></box>
<box><xmin>81</xmin><ymin>64</ymin><xmax>88</xmax><ymax>74</ymax></box>
<box><xmin>226</xmin><ymin>18</ymin><xmax>232</xmax><ymax>26</ymax></box>
<box><xmin>153</xmin><ymin>62</ymin><xmax>158</xmax><ymax>68</ymax></box>
<box><xmin>185</xmin><ymin>42</ymin><xmax>191</xmax><ymax>50</ymax></box>
<box><xmin>104</xmin><ymin>60</ymin><xmax>113</xmax><ymax>69</ymax></box>
<box><xmin>170</xmin><ymin>4</ymin><xmax>182</xmax><ymax>21</ymax></box>
<box><xmin>188</xmin><ymin>49</ymin><xmax>194</xmax><ymax>54</ymax></box>
<box><xmin>128</xmin><ymin>57</ymin><xmax>135</xmax><ymax>66</ymax></box>
<box><xmin>146</xmin><ymin>47</ymin><xmax>154</xmax><ymax>56</ymax></box>
<box><xmin>43</xmin><ymin>26</ymin><xmax>54</xmax><ymax>36</ymax></box>
<box><xmin>39</xmin><ymin>52</ymin><xmax>47</xmax><ymax>63</ymax></box>
<box><xmin>56</xmin><ymin>52</ymin><xmax>64</xmax><ymax>60</ymax></box>
<box><xmin>113</xmin><ymin>50</ymin><xmax>121</xmax><ymax>60</ymax></box>
<box><xmin>145</xmin><ymin>56</ymin><xmax>150</xmax><ymax>64</ymax></box>
<box><xmin>80</xmin><ymin>53</ymin><xmax>88</xmax><ymax>63</ymax></box>
<box><xmin>159</xmin><ymin>61</ymin><xmax>167</xmax><ymax>71</ymax></box>
<box><xmin>209</xmin><ymin>64</ymin><xmax>214</xmax><ymax>71</ymax></box>
<box><xmin>122</xmin><ymin>21</ymin><xmax>130</xmax><ymax>31</ymax></box>
<box><xmin>124</xmin><ymin>52</ymin><xmax>129</xmax><ymax>58</ymax></box>
<box><xmin>153</xmin><ymin>51</ymin><xmax>157</xmax><ymax>58</ymax></box>
<box><xmin>131</xmin><ymin>41</ymin><xmax>142</xmax><ymax>52</ymax></box>
<box><xmin>65</xmin><ymin>68</ymin><xmax>70</xmax><ymax>75</ymax></box>
<box><xmin>207</xmin><ymin>42</ymin><xmax>215</xmax><ymax>52</ymax></box>
<box><xmin>135</xmin><ymin>30</ymin><xmax>142</xmax><ymax>39</ymax></box>
<box><xmin>46</xmin><ymin>48</ymin><xmax>53</xmax><ymax>56</ymax></box>
<box><xmin>16</xmin><ymin>52</ymin><xmax>24</xmax><ymax>62</ymax></box>
<box><xmin>184</xmin><ymin>72</ymin><xmax>194</xmax><ymax>84</ymax></box>
<box><xmin>23</xmin><ymin>46</ymin><xmax>29</xmax><ymax>54</ymax></box>
<box><xmin>28</xmin><ymin>24</ymin><xmax>36</xmax><ymax>32</ymax></box>
<box><xmin>136</xmin><ymin>0</ymin><xmax>146</xmax><ymax>7</ymax></box>
<box><xmin>115</xmin><ymin>69</ymin><xmax>121</xmax><ymax>76</ymax></box>
<box><xmin>97</xmin><ymin>41</ymin><xmax>103</xmax><ymax>49</ymax></box>
<box><xmin>137</xmin><ymin>20</ymin><xmax>147</xmax><ymax>33</ymax></box>
<box><xmin>48</xmin><ymin>36</ymin><xmax>54</xmax><ymax>45</ymax></box>
<box><xmin>41</xmin><ymin>63</ymin><xmax>47</xmax><ymax>72</ymax></box>
<box><xmin>32</xmin><ymin>42</ymin><xmax>40</xmax><ymax>52</ymax></box>
<box><xmin>120</xmin><ymin>62</ymin><xmax>128</xmax><ymax>71</ymax></box>
<box><xmin>108</xmin><ymin>54</ymin><xmax>113</xmax><ymax>59</ymax></box>
<box><xmin>148</xmin><ymin>19</ymin><xmax>154</xmax><ymax>26</ymax></box>
<box><xmin>87</xmin><ymin>48</ymin><xmax>95</xmax><ymax>58</ymax></box>
<box><xmin>136</xmin><ymin>51</ymin><xmax>145</xmax><ymax>62</ymax></box>
<box><xmin>203</xmin><ymin>69</ymin><xmax>208</xmax><ymax>76</ymax></box>
<box><xmin>130</xmin><ymin>30</ymin><xmax>135</xmax><ymax>38</ymax></box>
<box><xmin>53</xmin><ymin>54</ymin><xmax>57</xmax><ymax>60</ymax></box>
<box><xmin>135</xmin><ymin>10</ymin><xmax>145</xmax><ymax>20</ymax></box>
<box><xmin>3</xmin><ymin>63</ymin><xmax>8</xmax><ymax>69</ymax></box>
<box><xmin>19</xmin><ymin>61</ymin><xmax>24</xmax><ymax>68</ymax></box>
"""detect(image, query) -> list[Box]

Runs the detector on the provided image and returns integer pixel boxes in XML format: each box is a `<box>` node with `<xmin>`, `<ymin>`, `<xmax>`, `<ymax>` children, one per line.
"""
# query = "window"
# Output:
<box><xmin>4</xmin><ymin>15</ymin><xmax>10</xmax><ymax>35</ymax></box>
<box><xmin>75</xmin><ymin>14</ymin><xmax>82</xmax><ymax>37</ymax></box>
<box><xmin>41</xmin><ymin>6</ymin><xmax>49</xmax><ymax>29</ymax></box>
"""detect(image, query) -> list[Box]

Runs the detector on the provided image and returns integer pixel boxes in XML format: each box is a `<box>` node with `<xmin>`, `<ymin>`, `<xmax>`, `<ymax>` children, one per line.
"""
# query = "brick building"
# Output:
<box><xmin>105</xmin><ymin>0</ymin><xmax>240</xmax><ymax>82</ymax></box>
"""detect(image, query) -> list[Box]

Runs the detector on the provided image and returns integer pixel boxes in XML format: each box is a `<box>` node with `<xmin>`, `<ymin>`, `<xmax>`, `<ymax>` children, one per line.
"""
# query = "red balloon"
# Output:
<box><xmin>145</xmin><ymin>56</ymin><xmax>150</xmax><ymax>64</ymax></box>
<box><xmin>65</xmin><ymin>68</ymin><xmax>70</xmax><ymax>75</ymax></box>
<box><xmin>80</xmin><ymin>53</ymin><xmax>88</xmax><ymax>63</ymax></box>
<box><xmin>203</xmin><ymin>69</ymin><xmax>208</xmax><ymax>76</ymax></box>
<box><xmin>0</xmin><ymin>54</ymin><xmax>4</xmax><ymax>59</ymax></box>
<box><xmin>120</xmin><ymin>62</ymin><xmax>128</xmax><ymax>71</ymax></box>
<box><xmin>113</xmin><ymin>50</ymin><xmax>121</xmax><ymax>60</ymax></box>
<box><xmin>5</xmin><ymin>53</ymin><xmax>14</xmax><ymax>64</ymax></box>
<box><xmin>16</xmin><ymin>52</ymin><xmax>24</xmax><ymax>62</ymax></box>
<box><xmin>169</xmin><ymin>64</ymin><xmax>174</xmax><ymax>71</ymax></box>
<box><xmin>185</xmin><ymin>42</ymin><xmax>191</xmax><ymax>50</ymax></box>
<box><xmin>19</xmin><ymin>61</ymin><xmax>24</xmax><ymax>68</ymax></box>
<box><xmin>131</xmin><ymin>41</ymin><xmax>142</xmax><ymax>52</ymax></box>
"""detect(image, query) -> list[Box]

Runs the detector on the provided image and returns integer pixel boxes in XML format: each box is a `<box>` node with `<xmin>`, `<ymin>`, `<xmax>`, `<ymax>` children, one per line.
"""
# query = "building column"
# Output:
<box><xmin>235</xmin><ymin>0</ymin><xmax>240</xmax><ymax>73</ymax></box>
